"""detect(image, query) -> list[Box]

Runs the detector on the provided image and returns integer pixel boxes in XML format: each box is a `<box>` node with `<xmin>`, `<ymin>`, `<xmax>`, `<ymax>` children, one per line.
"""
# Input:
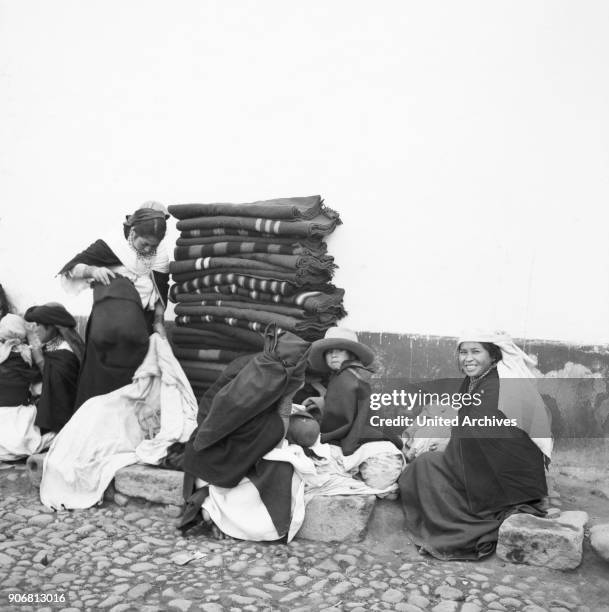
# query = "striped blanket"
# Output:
<box><xmin>172</xmin><ymin>347</ymin><xmax>247</xmax><ymax>363</ymax></box>
<box><xmin>171</xmin><ymin>285</ymin><xmax>346</xmax><ymax>315</ymax></box>
<box><xmin>170</xmin><ymin>274</ymin><xmax>296</xmax><ymax>297</ymax></box>
<box><xmin>176</xmin><ymin>211</ymin><xmax>341</xmax><ymax>238</ymax></box>
<box><xmin>170</xmin><ymin>254</ymin><xmax>335</xmax><ymax>275</ymax></box>
<box><xmin>175</xmin><ymin>322</ymin><xmax>266</xmax><ymax>349</ymax></box>
<box><xmin>171</xmin><ymin>327</ymin><xmax>262</xmax><ymax>351</ymax></box>
<box><xmin>176</xmin><ymin>235</ymin><xmax>327</xmax><ymax>252</ymax></box>
<box><xmin>175</xmin><ymin>312</ymin><xmax>330</xmax><ymax>341</ymax></box>
<box><xmin>168</xmin><ymin>196</ymin><xmax>324</xmax><ymax>220</ymax></box>
<box><xmin>171</xmin><ymin>267</ymin><xmax>331</xmax><ymax>287</ymax></box>
<box><xmin>174</xmin><ymin>242</ymin><xmax>323</xmax><ymax>260</ymax></box>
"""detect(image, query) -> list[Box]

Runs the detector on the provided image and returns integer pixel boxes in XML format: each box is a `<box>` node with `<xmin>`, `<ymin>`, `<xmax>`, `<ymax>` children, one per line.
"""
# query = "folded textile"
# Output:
<box><xmin>171</xmin><ymin>285</ymin><xmax>346</xmax><ymax>317</ymax></box>
<box><xmin>172</xmin><ymin>347</ymin><xmax>247</xmax><ymax>363</ymax></box>
<box><xmin>174</xmin><ymin>241</ymin><xmax>325</xmax><ymax>260</ymax></box>
<box><xmin>176</xmin><ymin>321</ymin><xmax>266</xmax><ymax>349</ymax></box>
<box><xmin>176</xmin><ymin>311</ymin><xmax>332</xmax><ymax>341</ymax></box>
<box><xmin>169</xmin><ymin>196</ymin><xmax>324</xmax><ymax>220</ymax></box>
<box><xmin>170</xmin><ymin>254</ymin><xmax>335</xmax><ymax>276</ymax></box>
<box><xmin>176</xmin><ymin>211</ymin><xmax>341</xmax><ymax>238</ymax></box>
<box><xmin>172</xmin><ymin>267</ymin><xmax>332</xmax><ymax>287</ymax></box>
<box><xmin>174</xmin><ymin>297</ymin><xmax>312</xmax><ymax>319</ymax></box>
<box><xmin>176</xmin><ymin>235</ymin><xmax>326</xmax><ymax>252</ymax></box>
<box><xmin>170</xmin><ymin>274</ymin><xmax>297</xmax><ymax>297</ymax></box>
<box><xmin>171</xmin><ymin>325</ymin><xmax>264</xmax><ymax>350</ymax></box>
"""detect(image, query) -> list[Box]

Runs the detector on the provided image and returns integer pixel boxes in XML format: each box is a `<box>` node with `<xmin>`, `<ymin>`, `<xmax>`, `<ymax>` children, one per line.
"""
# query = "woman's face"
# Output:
<box><xmin>132</xmin><ymin>233</ymin><xmax>160</xmax><ymax>255</ymax></box>
<box><xmin>458</xmin><ymin>342</ymin><xmax>493</xmax><ymax>377</ymax></box>
<box><xmin>325</xmin><ymin>348</ymin><xmax>352</xmax><ymax>371</ymax></box>
<box><xmin>32</xmin><ymin>323</ymin><xmax>56</xmax><ymax>345</ymax></box>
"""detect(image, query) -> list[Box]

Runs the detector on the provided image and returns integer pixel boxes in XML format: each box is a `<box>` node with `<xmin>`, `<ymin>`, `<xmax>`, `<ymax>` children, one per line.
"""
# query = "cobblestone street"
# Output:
<box><xmin>1</xmin><ymin>463</ymin><xmax>608</xmax><ymax>612</ymax></box>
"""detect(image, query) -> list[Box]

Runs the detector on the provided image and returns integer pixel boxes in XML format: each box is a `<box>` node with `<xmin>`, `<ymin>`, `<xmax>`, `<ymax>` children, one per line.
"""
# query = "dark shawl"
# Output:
<box><xmin>59</xmin><ymin>239</ymin><xmax>169</xmax><ymax>306</ymax></box>
<box><xmin>398</xmin><ymin>368</ymin><xmax>547</xmax><ymax>560</ymax></box>
<box><xmin>35</xmin><ymin>348</ymin><xmax>80</xmax><ymax>432</ymax></box>
<box><xmin>0</xmin><ymin>353</ymin><xmax>41</xmax><ymax>406</ymax></box>
<box><xmin>320</xmin><ymin>362</ymin><xmax>403</xmax><ymax>455</ymax></box>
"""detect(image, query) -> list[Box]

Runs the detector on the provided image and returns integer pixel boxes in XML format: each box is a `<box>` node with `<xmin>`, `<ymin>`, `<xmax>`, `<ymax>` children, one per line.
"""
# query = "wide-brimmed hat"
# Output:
<box><xmin>309</xmin><ymin>327</ymin><xmax>374</xmax><ymax>373</ymax></box>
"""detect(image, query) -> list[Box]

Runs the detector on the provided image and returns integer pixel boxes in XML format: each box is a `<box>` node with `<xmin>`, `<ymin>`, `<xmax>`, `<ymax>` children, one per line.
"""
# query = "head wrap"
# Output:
<box><xmin>457</xmin><ymin>330</ymin><xmax>553</xmax><ymax>459</ymax></box>
<box><xmin>123</xmin><ymin>203</ymin><xmax>168</xmax><ymax>240</ymax></box>
<box><xmin>0</xmin><ymin>314</ymin><xmax>32</xmax><ymax>365</ymax></box>
<box><xmin>24</xmin><ymin>303</ymin><xmax>77</xmax><ymax>328</ymax></box>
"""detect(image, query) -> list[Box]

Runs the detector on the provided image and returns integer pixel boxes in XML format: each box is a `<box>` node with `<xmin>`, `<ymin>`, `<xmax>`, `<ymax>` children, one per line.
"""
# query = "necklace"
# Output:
<box><xmin>467</xmin><ymin>363</ymin><xmax>497</xmax><ymax>393</ymax></box>
<box><xmin>43</xmin><ymin>335</ymin><xmax>64</xmax><ymax>353</ymax></box>
<box><xmin>128</xmin><ymin>233</ymin><xmax>156</xmax><ymax>270</ymax></box>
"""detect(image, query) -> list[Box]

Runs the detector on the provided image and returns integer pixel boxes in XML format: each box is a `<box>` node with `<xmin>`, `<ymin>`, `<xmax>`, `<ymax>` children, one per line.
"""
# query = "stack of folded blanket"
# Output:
<box><xmin>168</xmin><ymin>196</ymin><xmax>346</xmax><ymax>400</ymax></box>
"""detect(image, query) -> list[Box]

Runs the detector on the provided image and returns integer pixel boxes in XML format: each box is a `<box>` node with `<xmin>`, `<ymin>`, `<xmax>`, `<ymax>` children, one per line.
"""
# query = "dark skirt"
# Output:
<box><xmin>75</xmin><ymin>277</ymin><xmax>151</xmax><ymax>408</ymax></box>
<box><xmin>399</xmin><ymin>436</ymin><xmax>547</xmax><ymax>560</ymax></box>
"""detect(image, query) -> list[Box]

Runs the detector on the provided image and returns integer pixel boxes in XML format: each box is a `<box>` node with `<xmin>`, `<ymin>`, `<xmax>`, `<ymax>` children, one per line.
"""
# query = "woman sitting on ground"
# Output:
<box><xmin>24</xmin><ymin>303</ymin><xmax>84</xmax><ymax>434</ymax></box>
<box><xmin>58</xmin><ymin>202</ymin><xmax>170</xmax><ymax>407</ymax></box>
<box><xmin>399</xmin><ymin>330</ymin><xmax>552</xmax><ymax>560</ymax></box>
<box><xmin>0</xmin><ymin>314</ymin><xmax>46</xmax><ymax>460</ymax></box>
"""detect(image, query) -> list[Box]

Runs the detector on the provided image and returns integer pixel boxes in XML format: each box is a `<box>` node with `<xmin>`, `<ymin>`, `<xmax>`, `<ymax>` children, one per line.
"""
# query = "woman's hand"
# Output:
<box><xmin>153</xmin><ymin>321</ymin><xmax>167</xmax><ymax>340</ymax></box>
<box><xmin>90</xmin><ymin>266</ymin><xmax>116</xmax><ymax>285</ymax></box>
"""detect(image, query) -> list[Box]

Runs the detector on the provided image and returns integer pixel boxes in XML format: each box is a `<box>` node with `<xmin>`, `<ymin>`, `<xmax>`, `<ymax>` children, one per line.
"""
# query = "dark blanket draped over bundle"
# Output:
<box><xmin>75</xmin><ymin>277</ymin><xmax>151</xmax><ymax>408</ymax></box>
<box><xmin>169</xmin><ymin>195</ymin><xmax>324</xmax><ymax>220</ymax></box>
<box><xmin>399</xmin><ymin>369</ymin><xmax>547</xmax><ymax>560</ymax></box>
<box><xmin>183</xmin><ymin>330</ymin><xmax>309</xmax><ymax>487</ymax></box>
<box><xmin>35</xmin><ymin>349</ymin><xmax>80</xmax><ymax>432</ymax></box>
<box><xmin>176</xmin><ymin>210</ymin><xmax>341</xmax><ymax>238</ymax></box>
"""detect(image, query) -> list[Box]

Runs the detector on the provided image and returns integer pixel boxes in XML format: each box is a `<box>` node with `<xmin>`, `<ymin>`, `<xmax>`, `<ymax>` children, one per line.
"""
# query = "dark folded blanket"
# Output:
<box><xmin>180</xmin><ymin>365</ymin><xmax>223</xmax><ymax>384</ymax></box>
<box><xmin>174</xmin><ymin>241</ymin><xmax>325</xmax><ymax>260</ymax></box>
<box><xmin>170</xmin><ymin>274</ymin><xmax>297</xmax><ymax>297</ymax></box>
<box><xmin>176</xmin><ymin>310</ymin><xmax>333</xmax><ymax>341</ymax></box>
<box><xmin>178</xmin><ymin>359</ymin><xmax>227</xmax><ymax>373</ymax></box>
<box><xmin>175</xmin><ymin>321</ymin><xmax>266</xmax><ymax>349</ymax></box>
<box><xmin>171</xmin><ymin>285</ymin><xmax>346</xmax><ymax>316</ymax></box>
<box><xmin>176</xmin><ymin>211</ymin><xmax>341</xmax><ymax>238</ymax></box>
<box><xmin>171</xmin><ymin>267</ymin><xmax>332</xmax><ymax>287</ymax></box>
<box><xmin>169</xmin><ymin>196</ymin><xmax>324</xmax><ymax>220</ymax></box>
<box><xmin>170</xmin><ymin>253</ymin><xmax>335</xmax><ymax>275</ymax></box>
<box><xmin>176</xmin><ymin>234</ymin><xmax>327</xmax><ymax>253</ymax></box>
<box><xmin>171</xmin><ymin>326</ymin><xmax>260</xmax><ymax>353</ymax></box>
<box><xmin>174</xmin><ymin>296</ymin><xmax>310</xmax><ymax>319</ymax></box>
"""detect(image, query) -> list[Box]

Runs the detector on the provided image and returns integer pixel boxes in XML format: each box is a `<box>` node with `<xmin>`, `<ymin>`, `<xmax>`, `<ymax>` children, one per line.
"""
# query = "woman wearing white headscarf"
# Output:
<box><xmin>0</xmin><ymin>314</ymin><xmax>53</xmax><ymax>460</ymax></box>
<box><xmin>398</xmin><ymin>331</ymin><xmax>552</xmax><ymax>560</ymax></box>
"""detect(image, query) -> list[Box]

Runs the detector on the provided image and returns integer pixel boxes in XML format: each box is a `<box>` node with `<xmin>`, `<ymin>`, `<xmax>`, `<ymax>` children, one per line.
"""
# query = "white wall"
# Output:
<box><xmin>1</xmin><ymin>1</ymin><xmax>608</xmax><ymax>344</ymax></box>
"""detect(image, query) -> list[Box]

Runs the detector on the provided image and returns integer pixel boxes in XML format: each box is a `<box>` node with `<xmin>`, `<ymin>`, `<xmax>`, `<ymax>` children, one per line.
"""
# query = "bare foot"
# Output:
<box><xmin>202</xmin><ymin>508</ymin><xmax>226</xmax><ymax>540</ymax></box>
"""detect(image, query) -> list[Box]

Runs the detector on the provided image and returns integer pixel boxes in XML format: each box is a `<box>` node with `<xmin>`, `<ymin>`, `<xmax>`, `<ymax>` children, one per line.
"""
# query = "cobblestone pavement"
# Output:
<box><xmin>1</xmin><ymin>464</ymin><xmax>607</xmax><ymax>612</ymax></box>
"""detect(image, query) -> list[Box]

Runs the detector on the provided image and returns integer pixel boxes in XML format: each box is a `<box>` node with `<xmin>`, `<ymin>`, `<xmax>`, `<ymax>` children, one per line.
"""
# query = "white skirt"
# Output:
<box><xmin>0</xmin><ymin>404</ymin><xmax>55</xmax><ymax>461</ymax></box>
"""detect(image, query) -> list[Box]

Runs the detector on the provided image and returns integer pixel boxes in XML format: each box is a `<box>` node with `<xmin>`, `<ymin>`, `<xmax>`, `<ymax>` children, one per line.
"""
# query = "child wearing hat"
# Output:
<box><xmin>307</xmin><ymin>327</ymin><xmax>404</xmax><ymax>492</ymax></box>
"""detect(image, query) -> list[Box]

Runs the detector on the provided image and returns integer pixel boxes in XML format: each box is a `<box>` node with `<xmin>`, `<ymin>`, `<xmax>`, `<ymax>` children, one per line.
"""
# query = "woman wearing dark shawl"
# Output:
<box><xmin>24</xmin><ymin>303</ymin><xmax>84</xmax><ymax>433</ymax></box>
<box><xmin>399</xmin><ymin>331</ymin><xmax>552</xmax><ymax>560</ymax></box>
<box><xmin>58</xmin><ymin>202</ymin><xmax>170</xmax><ymax>407</ymax></box>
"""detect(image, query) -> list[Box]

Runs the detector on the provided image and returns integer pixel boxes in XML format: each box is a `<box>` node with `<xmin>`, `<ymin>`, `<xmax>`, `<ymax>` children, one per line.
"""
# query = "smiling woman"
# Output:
<box><xmin>57</xmin><ymin>202</ymin><xmax>170</xmax><ymax>407</ymax></box>
<box><xmin>399</xmin><ymin>330</ymin><xmax>553</xmax><ymax>560</ymax></box>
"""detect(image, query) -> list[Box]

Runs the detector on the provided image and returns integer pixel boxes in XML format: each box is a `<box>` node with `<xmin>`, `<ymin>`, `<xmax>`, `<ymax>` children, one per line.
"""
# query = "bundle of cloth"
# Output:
<box><xmin>168</xmin><ymin>196</ymin><xmax>347</xmax><ymax>400</ymax></box>
<box><xmin>40</xmin><ymin>333</ymin><xmax>197</xmax><ymax>509</ymax></box>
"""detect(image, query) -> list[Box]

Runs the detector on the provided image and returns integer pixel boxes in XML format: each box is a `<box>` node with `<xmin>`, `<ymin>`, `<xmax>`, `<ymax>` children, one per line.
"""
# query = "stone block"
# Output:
<box><xmin>496</xmin><ymin>512</ymin><xmax>585</xmax><ymax>570</ymax></box>
<box><xmin>295</xmin><ymin>495</ymin><xmax>376</xmax><ymax>542</ymax></box>
<box><xmin>589</xmin><ymin>523</ymin><xmax>609</xmax><ymax>562</ymax></box>
<box><xmin>26</xmin><ymin>452</ymin><xmax>46</xmax><ymax>487</ymax></box>
<box><xmin>114</xmin><ymin>464</ymin><xmax>184</xmax><ymax>505</ymax></box>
